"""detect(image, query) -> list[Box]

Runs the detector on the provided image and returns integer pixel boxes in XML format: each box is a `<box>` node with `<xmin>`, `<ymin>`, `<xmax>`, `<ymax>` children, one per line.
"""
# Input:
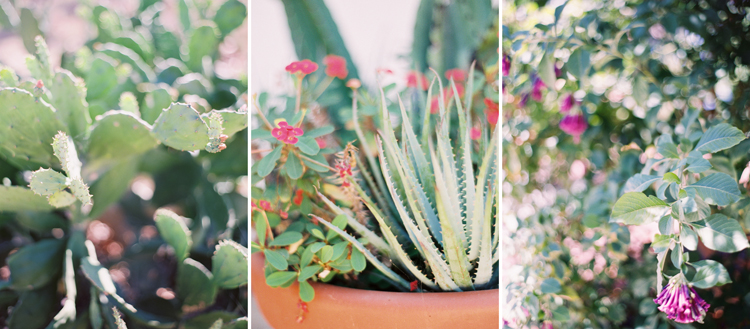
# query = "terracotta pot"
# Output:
<box><xmin>251</xmin><ymin>253</ymin><xmax>500</xmax><ymax>329</ymax></box>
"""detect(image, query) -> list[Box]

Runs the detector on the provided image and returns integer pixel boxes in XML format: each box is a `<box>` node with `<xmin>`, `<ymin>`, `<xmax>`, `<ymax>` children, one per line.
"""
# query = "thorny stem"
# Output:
<box><xmin>252</xmin><ymin>94</ymin><xmax>274</xmax><ymax>130</ymax></box>
<box><xmin>298</xmin><ymin>153</ymin><xmax>335</xmax><ymax>172</ymax></box>
<box><xmin>295</xmin><ymin>75</ymin><xmax>302</xmax><ymax>113</ymax></box>
<box><xmin>260</xmin><ymin>210</ymin><xmax>274</xmax><ymax>242</ymax></box>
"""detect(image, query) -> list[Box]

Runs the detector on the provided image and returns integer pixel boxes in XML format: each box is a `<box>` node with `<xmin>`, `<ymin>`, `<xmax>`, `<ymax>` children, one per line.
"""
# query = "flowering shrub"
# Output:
<box><xmin>504</xmin><ymin>0</ymin><xmax>750</xmax><ymax>327</ymax></box>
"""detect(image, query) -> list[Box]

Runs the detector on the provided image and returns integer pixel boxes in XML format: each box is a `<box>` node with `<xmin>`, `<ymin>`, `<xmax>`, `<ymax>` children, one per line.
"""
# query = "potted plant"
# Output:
<box><xmin>250</xmin><ymin>34</ymin><xmax>499</xmax><ymax>329</ymax></box>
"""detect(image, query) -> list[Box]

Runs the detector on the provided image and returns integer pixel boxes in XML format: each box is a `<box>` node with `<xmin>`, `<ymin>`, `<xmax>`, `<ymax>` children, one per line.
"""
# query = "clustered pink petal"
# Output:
<box><xmin>406</xmin><ymin>71</ymin><xmax>429</xmax><ymax>90</ymax></box>
<box><xmin>272</xmin><ymin>121</ymin><xmax>304</xmax><ymax>144</ymax></box>
<box><xmin>654</xmin><ymin>281</ymin><xmax>710</xmax><ymax>324</ymax></box>
<box><xmin>430</xmin><ymin>96</ymin><xmax>440</xmax><ymax>114</ymax></box>
<box><xmin>559</xmin><ymin>114</ymin><xmax>588</xmax><ymax>143</ymax></box>
<box><xmin>286</xmin><ymin>59</ymin><xmax>318</xmax><ymax>75</ymax></box>
<box><xmin>560</xmin><ymin>94</ymin><xmax>577</xmax><ymax>113</ymax></box>
<box><xmin>323</xmin><ymin>54</ymin><xmax>348</xmax><ymax>79</ymax></box>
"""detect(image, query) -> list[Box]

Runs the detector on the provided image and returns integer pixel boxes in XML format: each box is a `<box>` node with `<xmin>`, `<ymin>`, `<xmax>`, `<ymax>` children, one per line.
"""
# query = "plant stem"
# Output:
<box><xmin>252</xmin><ymin>95</ymin><xmax>274</xmax><ymax>130</ymax></box>
<box><xmin>295</xmin><ymin>75</ymin><xmax>302</xmax><ymax>113</ymax></box>
<box><xmin>298</xmin><ymin>153</ymin><xmax>335</xmax><ymax>171</ymax></box>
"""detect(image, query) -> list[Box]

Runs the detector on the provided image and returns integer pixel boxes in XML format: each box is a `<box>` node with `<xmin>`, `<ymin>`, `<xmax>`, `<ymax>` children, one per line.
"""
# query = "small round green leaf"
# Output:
<box><xmin>299</xmin><ymin>280</ymin><xmax>314</xmax><ymax>302</ymax></box>
<box><xmin>264</xmin><ymin>249</ymin><xmax>288</xmax><ymax>271</ymax></box>
<box><xmin>351</xmin><ymin>247</ymin><xmax>366</xmax><ymax>272</ymax></box>
<box><xmin>268</xmin><ymin>231</ymin><xmax>303</xmax><ymax>247</ymax></box>
<box><xmin>266</xmin><ymin>271</ymin><xmax>297</xmax><ymax>287</ymax></box>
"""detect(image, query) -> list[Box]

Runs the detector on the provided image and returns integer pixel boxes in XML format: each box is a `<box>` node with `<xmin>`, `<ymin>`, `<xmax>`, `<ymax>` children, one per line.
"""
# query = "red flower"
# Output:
<box><xmin>251</xmin><ymin>201</ymin><xmax>258</xmax><ymax>211</ymax></box>
<box><xmin>484</xmin><ymin>98</ymin><xmax>499</xmax><ymax>125</ymax></box>
<box><xmin>470</xmin><ymin>127</ymin><xmax>481</xmax><ymax>140</ymax></box>
<box><xmin>323</xmin><ymin>55</ymin><xmax>348</xmax><ymax>79</ymax></box>
<box><xmin>406</xmin><ymin>71</ymin><xmax>429</xmax><ymax>90</ymax></box>
<box><xmin>272</xmin><ymin>121</ymin><xmax>304</xmax><ymax>144</ymax></box>
<box><xmin>444</xmin><ymin>84</ymin><xmax>465</xmax><ymax>99</ymax></box>
<box><xmin>285</xmin><ymin>59</ymin><xmax>318</xmax><ymax>75</ymax></box>
<box><xmin>259</xmin><ymin>200</ymin><xmax>272</xmax><ymax>211</ymax></box>
<box><xmin>336</xmin><ymin>161</ymin><xmax>353</xmax><ymax>187</ymax></box>
<box><xmin>293</xmin><ymin>190</ymin><xmax>304</xmax><ymax>206</ymax></box>
<box><xmin>430</xmin><ymin>96</ymin><xmax>440</xmax><ymax>114</ymax></box>
<box><xmin>280</xmin><ymin>210</ymin><xmax>288</xmax><ymax>219</ymax></box>
<box><xmin>410</xmin><ymin>280</ymin><xmax>418</xmax><ymax>291</ymax></box>
<box><xmin>445</xmin><ymin>68</ymin><xmax>466</xmax><ymax>82</ymax></box>
<box><xmin>316</xmin><ymin>138</ymin><xmax>327</xmax><ymax>149</ymax></box>
<box><xmin>35</xmin><ymin>80</ymin><xmax>44</xmax><ymax>89</ymax></box>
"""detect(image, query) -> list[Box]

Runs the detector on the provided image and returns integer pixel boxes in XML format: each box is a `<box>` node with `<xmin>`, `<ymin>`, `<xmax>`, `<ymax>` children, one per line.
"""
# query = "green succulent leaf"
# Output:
<box><xmin>264</xmin><ymin>249</ymin><xmax>288</xmax><ymax>271</ymax></box>
<box><xmin>268</xmin><ymin>231</ymin><xmax>303</xmax><ymax>247</ymax></box>
<box><xmin>255</xmin><ymin>145</ymin><xmax>282</xmax><ymax>177</ymax></box>
<box><xmin>212</xmin><ymin>240</ymin><xmax>248</xmax><ymax>288</ymax></box>
<box><xmin>265</xmin><ymin>271</ymin><xmax>297</xmax><ymax>287</ymax></box>
<box><xmin>154</xmin><ymin>208</ymin><xmax>192</xmax><ymax>261</ymax></box>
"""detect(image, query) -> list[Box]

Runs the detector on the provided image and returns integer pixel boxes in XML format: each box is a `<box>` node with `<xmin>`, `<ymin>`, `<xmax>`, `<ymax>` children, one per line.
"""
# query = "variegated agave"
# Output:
<box><xmin>314</xmin><ymin>65</ymin><xmax>499</xmax><ymax>292</ymax></box>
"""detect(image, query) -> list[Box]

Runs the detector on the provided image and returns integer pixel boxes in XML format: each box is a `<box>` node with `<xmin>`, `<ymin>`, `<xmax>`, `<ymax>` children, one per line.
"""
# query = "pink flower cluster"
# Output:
<box><xmin>272</xmin><ymin>121</ymin><xmax>304</xmax><ymax>144</ymax></box>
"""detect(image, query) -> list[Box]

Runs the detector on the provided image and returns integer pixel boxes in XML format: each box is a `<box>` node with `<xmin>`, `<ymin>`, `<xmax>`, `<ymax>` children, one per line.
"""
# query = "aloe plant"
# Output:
<box><xmin>310</xmin><ymin>64</ymin><xmax>499</xmax><ymax>292</ymax></box>
<box><xmin>0</xmin><ymin>35</ymin><xmax>247</xmax><ymax>328</ymax></box>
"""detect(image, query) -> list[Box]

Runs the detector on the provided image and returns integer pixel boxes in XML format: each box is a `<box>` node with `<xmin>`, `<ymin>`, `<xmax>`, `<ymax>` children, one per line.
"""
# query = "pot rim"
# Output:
<box><xmin>251</xmin><ymin>252</ymin><xmax>500</xmax><ymax>303</ymax></box>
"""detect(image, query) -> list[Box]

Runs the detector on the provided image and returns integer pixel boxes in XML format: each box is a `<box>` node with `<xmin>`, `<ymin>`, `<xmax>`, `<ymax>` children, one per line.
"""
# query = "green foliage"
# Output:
<box><xmin>0</xmin><ymin>0</ymin><xmax>248</xmax><ymax>325</ymax></box>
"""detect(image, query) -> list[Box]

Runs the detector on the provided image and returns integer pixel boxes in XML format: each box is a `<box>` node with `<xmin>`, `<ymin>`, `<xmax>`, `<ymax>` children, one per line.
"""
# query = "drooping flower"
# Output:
<box><xmin>445</xmin><ymin>68</ymin><xmax>466</xmax><ymax>82</ymax></box>
<box><xmin>406</xmin><ymin>71</ymin><xmax>429</xmax><ymax>90</ymax></box>
<box><xmin>560</xmin><ymin>94</ymin><xmax>577</xmax><ymax>113</ymax></box>
<box><xmin>653</xmin><ymin>277</ymin><xmax>710</xmax><ymax>323</ymax></box>
<box><xmin>293</xmin><ymin>190</ymin><xmax>304</xmax><ymax>206</ymax></box>
<box><xmin>502</xmin><ymin>55</ymin><xmax>510</xmax><ymax>76</ymax></box>
<box><xmin>470</xmin><ymin>127</ymin><xmax>481</xmax><ymax>140</ymax></box>
<box><xmin>323</xmin><ymin>55</ymin><xmax>348</xmax><ymax>79</ymax></box>
<box><xmin>285</xmin><ymin>59</ymin><xmax>318</xmax><ymax>75</ymax></box>
<box><xmin>271</xmin><ymin>121</ymin><xmax>304</xmax><ymax>144</ymax></box>
<box><xmin>531</xmin><ymin>78</ymin><xmax>545</xmax><ymax>102</ymax></box>
<box><xmin>484</xmin><ymin>98</ymin><xmax>499</xmax><ymax>125</ymax></box>
<box><xmin>559</xmin><ymin>114</ymin><xmax>588</xmax><ymax>143</ymax></box>
<box><xmin>346</xmin><ymin>78</ymin><xmax>361</xmax><ymax>89</ymax></box>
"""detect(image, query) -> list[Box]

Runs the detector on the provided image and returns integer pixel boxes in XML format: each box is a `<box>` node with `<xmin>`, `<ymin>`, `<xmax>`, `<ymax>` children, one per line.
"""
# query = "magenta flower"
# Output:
<box><xmin>531</xmin><ymin>78</ymin><xmax>545</xmax><ymax>102</ymax></box>
<box><xmin>519</xmin><ymin>93</ymin><xmax>529</xmax><ymax>108</ymax></box>
<box><xmin>560</xmin><ymin>94</ymin><xmax>577</xmax><ymax>113</ymax></box>
<box><xmin>272</xmin><ymin>121</ymin><xmax>304</xmax><ymax>144</ymax></box>
<box><xmin>502</xmin><ymin>55</ymin><xmax>510</xmax><ymax>76</ymax></box>
<box><xmin>559</xmin><ymin>114</ymin><xmax>588</xmax><ymax>143</ymax></box>
<box><xmin>654</xmin><ymin>279</ymin><xmax>710</xmax><ymax>324</ymax></box>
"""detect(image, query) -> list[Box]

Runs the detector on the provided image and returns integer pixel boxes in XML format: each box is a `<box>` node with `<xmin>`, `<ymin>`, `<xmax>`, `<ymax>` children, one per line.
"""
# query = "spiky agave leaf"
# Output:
<box><xmin>316</xmin><ymin>191</ymin><xmax>394</xmax><ymax>256</ymax></box>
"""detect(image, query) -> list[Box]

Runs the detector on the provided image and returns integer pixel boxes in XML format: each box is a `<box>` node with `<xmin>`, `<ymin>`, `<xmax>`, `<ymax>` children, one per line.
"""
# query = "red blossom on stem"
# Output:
<box><xmin>445</xmin><ymin>68</ymin><xmax>467</xmax><ymax>82</ymax></box>
<box><xmin>272</xmin><ymin>121</ymin><xmax>304</xmax><ymax>144</ymax></box>
<box><xmin>285</xmin><ymin>59</ymin><xmax>318</xmax><ymax>75</ymax></box>
<box><xmin>323</xmin><ymin>54</ymin><xmax>348</xmax><ymax>79</ymax></box>
<box><xmin>279</xmin><ymin>210</ymin><xmax>288</xmax><ymax>219</ymax></box>
<box><xmin>293</xmin><ymin>190</ymin><xmax>304</xmax><ymax>206</ymax></box>
<box><xmin>444</xmin><ymin>84</ymin><xmax>465</xmax><ymax>99</ymax></box>
<box><xmin>410</xmin><ymin>280</ymin><xmax>418</xmax><ymax>291</ymax></box>
<box><xmin>484</xmin><ymin>98</ymin><xmax>499</xmax><ymax>125</ymax></box>
<box><xmin>470</xmin><ymin>127</ymin><xmax>481</xmax><ymax>140</ymax></box>
<box><xmin>335</xmin><ymin>161</ymin><xmax>353</xmax><ymax>187</ymax></box>
<box><xmin>406</xmin><ymin>71</ymin><xmax>429</xmax><ymax>90</ymax></box>
<box><xmin>259</xmin><ymin>200</ymin><xmax>272</xmax><ymax>212</ymax></box>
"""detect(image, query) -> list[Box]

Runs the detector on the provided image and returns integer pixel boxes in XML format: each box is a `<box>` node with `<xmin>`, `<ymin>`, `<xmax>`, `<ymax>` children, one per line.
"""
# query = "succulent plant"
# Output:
<box><xmin>313</xmin><ymin>65</ymin><xmax>500</xmax><ymax>292</ymax></box>
<box><xmin>0</xmin><ymin>33</ymin><xmax>247</xmax><ymax>329</ymax></box>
